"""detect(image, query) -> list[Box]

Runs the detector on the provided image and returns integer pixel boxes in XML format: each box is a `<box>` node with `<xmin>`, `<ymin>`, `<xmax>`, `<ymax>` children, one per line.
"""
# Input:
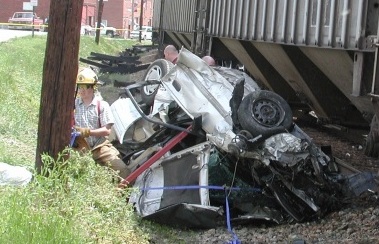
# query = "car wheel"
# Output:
<box><xmin>237</xmin><ymin>90</ymin><xmax>293</xmax><ymax>138</ymax></box>
<box><xmin>107</xmin><ymin>31</ymin><xmax>114</xmax><ymax>38</ymax></box>
<box><xmin>141</xmin><ymin>59</ymin><xmax>174</xmax><ymax>106</ymax></box>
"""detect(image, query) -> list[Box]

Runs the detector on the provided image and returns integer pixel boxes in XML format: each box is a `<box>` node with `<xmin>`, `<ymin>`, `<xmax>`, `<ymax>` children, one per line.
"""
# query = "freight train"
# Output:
<box><xmin>151</xmin><ymin>0</ymin><xmax>379</xmax><ymax>156</ymax></box>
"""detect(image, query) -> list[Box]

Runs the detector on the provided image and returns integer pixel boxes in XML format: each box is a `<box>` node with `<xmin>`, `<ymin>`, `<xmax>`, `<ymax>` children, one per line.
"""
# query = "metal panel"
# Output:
<box><xmin>219</xmin><ymin>0</ymin><xmax>226</xmax><ymax>36</ymax></box>
<box><xmin>281</xmin><ymin>0</ymin><xmax>289</xmax><ymax>42</ymax></box>
<box><xmin>290</xmin><ymin>0</ymin><xmax>298</xmax><ymax>43</ymax></box>
<box><xmin>327</xmin><ymin>0</ymin><xmax>337</xmax><ymax>47</ymax></box>
<box><xmin>153</xmin><ymin>0</ymin><xmax>197</xmax><ymax>33</ymax></box>
<box><xmin>236</xmin><ymin>0</ymin><xmax>244</xmax><ymax>39</ymax></box>
<box><xmin>152</xmin><ymin>0</ymin><xmax>161</xmax><ymax>28</ymax></box>
<box><xmin>340</xmin><ymin>0</ymin><xmax>350</xmax><ymax>48</ymax></box>
<box><xmin>302</xmin><ymin>0</ymin><xmax>310</xmax><ymax>45</ymax></box>
<box><xmin>208</xmin><ymin>0</ymin><xmax>376</xmax><ymax>50</ymax></box>
<box><xmin>251</xmin><ymin>0</ymin><xmax>258</xmax><ymax>40</ymax></box>
<box><xmin>260</xmin><ymin>0</ymin><xmax>268</xmax><ymax>41</ymax></box>
<box><xmin>154</xmin><ymin>0</ymin><xmax>377</xmax><ymax>50</ymax></box>
<box><xmin>240</xmin><ymin>0</ymin><xmax>250</xmax><ymax>39</ymax></box>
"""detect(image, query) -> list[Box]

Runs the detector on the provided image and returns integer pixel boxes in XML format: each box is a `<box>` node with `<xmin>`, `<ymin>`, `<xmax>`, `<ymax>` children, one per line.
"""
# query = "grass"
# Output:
<box><xmin>0</xmin><ymin>35</ymin><xmax>139</xmax><ymax>164</ymax></box>
<box><xmin>0</xmin><ymin>34</ymin><xmax>195</xmax><ymax>243</ymax></box>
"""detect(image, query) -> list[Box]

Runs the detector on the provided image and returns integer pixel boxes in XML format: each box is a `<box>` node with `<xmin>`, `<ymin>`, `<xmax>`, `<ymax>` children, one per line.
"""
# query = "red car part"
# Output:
<box><xmin>119</xmin><ymin>125</ymin><xmax>192</xmax><ymax>188</ymax></box>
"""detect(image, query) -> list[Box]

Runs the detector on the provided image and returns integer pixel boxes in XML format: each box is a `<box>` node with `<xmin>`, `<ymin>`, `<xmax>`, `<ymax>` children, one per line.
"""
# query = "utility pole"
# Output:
<box><xmin>32</xmin><ymin>6</ymin><xmax>35</xmax><ymax>37</ymax></box>
<box><xmin>158</xmin><ymin>0</ymin><xmax>165</xmax><ymax>54</ymax></box>
<box><xmin>30</xmin><ymin>0</ymin><xmax>37</xmax><ymax>37</ymax></box>
<box><xmin>139</xmin><ymin>0</ymin><xmax>143</xmax><ymax>42</ymax></box>
<box><xmin>131</xmin><ymin>0</ymin><xmax>134</xmax><ymax>32</ymax></box>
<box><xmin>95</xmin><ymin>0</ymin><xmax>104</xmax><ymax>44</ymax></box>
<box><xmin>35</xmin><ymin>0</ymin><xmax>84</xmax><ymax>173</ymax></box>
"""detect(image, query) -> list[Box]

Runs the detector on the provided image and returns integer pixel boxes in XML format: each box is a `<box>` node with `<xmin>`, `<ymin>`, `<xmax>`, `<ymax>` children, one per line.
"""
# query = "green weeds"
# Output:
<box><xmin>0</xmin><ymin>35</ymin><xmax>153</xmax><ymax>243</ymax></box>
<box><xmin>0</xmin><ymin>35</ymin><xmax>195</xmax><ymax>244</ymax></box>
<box><xmin>0</xmin><ymin>35</ymin><xmax>137</xmax><ymax>165</ymax></box>
<box><xmin>0</xmin><ymin>149</ymin><xmax>149</xmax><ymax>243</ymax></box>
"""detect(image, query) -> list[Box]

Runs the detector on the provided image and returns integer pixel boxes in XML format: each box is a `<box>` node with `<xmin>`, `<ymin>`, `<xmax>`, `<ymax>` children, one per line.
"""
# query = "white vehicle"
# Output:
<box><xmin>130</xmin><ymin>26</ymin><xmax>152</xmax><ymax>40</ymax></box>
<box><xmin>93</xmin><ymin>22</ymin><xmax>116</xmax><ymax>37</ymax></box>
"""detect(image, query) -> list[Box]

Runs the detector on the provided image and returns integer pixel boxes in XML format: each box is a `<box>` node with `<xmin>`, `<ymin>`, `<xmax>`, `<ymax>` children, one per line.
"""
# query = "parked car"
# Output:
<box><xmin>8</xmin><ymin>12</ymin><xmax>44</xmax><ymax>31</ymax></box>
<box><xmin>110</xmin><ymin>48</ymin><xmax>377</xmax><ymax>228</ymax></box>
<box><xmin>130</xmin><ymin>26</ymin><xmax>152</xmax><ymax>40</ymax></box>
<box><xmin>94</xmin><ymin>22</ymin><xmax>117</xmax><ymax>37</ymax></box>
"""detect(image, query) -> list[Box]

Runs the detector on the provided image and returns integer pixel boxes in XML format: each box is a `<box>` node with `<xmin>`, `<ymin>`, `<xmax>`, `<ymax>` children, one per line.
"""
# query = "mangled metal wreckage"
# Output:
<box><xmin>110</xmin><ymin>48</ymin><xmax>377</xmax><ymax>228</ymax></box>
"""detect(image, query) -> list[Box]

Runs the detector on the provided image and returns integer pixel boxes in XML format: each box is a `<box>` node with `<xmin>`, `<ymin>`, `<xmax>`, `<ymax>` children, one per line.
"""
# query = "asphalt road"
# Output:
<box><xmin>0</xmin><ymin>29</ymin><xmax>47</xmax><ymax>42</ymax></box>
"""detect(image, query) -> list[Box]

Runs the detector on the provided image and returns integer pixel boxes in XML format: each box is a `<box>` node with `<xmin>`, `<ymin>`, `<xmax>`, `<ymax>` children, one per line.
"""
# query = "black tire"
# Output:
<box><xmin>141</xmin><ymin>59</ymin><xmax>174</xmax><ymax>106</ymax></box>
<box><xmin>106</xmin><ymin>31</ymin><xmax>114</xmax><ymax>38</ymax></box>
<box><xmin>237</xmin><ymin>90</ymin><xmax>293</xmax><ymax>138</ymax></box>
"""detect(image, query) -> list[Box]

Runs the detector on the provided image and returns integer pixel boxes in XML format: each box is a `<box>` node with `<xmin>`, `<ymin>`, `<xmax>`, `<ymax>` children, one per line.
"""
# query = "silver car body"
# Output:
<box><xmin>110</xmin><ymin>48</ymin><xmax>377</xmax><ymax>228</ymax></box>
<box><xmin>111</xmin><ymin>48</ymin><xmax>260</xmax><ymax>152</ymax></box>
<box><xmin>129</xmin><ymin>142</ymin><xmax>214</xmax><ymax>217</ymax></box>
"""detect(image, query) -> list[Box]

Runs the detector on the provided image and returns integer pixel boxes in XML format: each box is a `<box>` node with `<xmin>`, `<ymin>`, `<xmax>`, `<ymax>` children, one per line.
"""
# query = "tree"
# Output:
<box><xmin>35</xmin><ymin>0</ymin><xmax>84</xmax><ymax>173</ymax></box>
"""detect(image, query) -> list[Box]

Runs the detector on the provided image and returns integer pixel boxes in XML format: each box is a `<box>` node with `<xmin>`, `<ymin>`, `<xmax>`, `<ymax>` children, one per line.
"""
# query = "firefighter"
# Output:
<box><xmin>73</xmin><ymin>67</ymin><xmax>130</xmax><ymax>180</ymax></box>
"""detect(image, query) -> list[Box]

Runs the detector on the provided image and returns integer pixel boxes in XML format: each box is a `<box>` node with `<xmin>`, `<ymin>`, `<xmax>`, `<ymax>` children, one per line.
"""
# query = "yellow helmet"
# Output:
<box><xmin>76</xmin><ymin>68</ymin><xmax>98</xmax><ymax>85</ymax></box>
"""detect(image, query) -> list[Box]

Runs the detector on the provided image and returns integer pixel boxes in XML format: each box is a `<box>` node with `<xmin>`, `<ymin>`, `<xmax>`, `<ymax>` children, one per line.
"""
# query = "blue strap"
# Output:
<box><xmin>224</xmin><ymin>188</ymin><xmax>241</xmax><ymax>244</ymax></box>
<box><xmin>70</xmin><ymin>131</ymin><xmax>81</xmax><ymax>147</ymax></box>
<box><xmin>140</xmin><ymin>185</ymin><xmax>261</xmax><ymax>192</ymax></box>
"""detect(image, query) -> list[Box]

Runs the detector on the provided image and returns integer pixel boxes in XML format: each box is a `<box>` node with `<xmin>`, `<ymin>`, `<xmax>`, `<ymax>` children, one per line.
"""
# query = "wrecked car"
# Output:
<box><xmin>110</xmin><ymin>48</ymin><xmax>377</xmax><ymax>228</ymax></box>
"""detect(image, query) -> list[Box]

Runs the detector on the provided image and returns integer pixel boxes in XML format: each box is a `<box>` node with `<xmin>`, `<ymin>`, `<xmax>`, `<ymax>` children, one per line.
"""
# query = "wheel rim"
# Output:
<box><xmin>251</xmin><ymin>98</ymin><xmax>284</xmax><ymax>127</ymax></box>
<box><xmin>143</xmin><ymin>64</ymin><xmax>162</xmax><ymax>95</ymax></box>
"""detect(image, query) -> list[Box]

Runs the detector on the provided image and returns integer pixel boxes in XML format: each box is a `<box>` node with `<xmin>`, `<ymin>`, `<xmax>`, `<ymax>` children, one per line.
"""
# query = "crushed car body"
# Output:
<box><xmin>110</xmin><ymin>48</ymin><xmax>378</xmax><ymax>228</ymax></box>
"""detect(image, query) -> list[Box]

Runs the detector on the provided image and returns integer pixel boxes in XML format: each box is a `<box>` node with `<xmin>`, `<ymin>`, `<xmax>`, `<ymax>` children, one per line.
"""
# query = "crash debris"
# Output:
<box><xmin>106</xmin><ymin>48</ymin><xmax>378</xmax><ymax>228</ymax></box>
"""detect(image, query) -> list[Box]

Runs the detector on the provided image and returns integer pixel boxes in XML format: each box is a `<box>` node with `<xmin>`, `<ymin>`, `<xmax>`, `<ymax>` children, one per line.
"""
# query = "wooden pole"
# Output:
<box><xmin>95</xmin><ymin>0</ymin><xmax>104</xmax><ymax>45</ymax></box>
<box><xmin>35</xmin><ymin>0</ymin><xmax>84</xmax><ymax>173</ymax></box>
<box><xmin>32</xmin><ymin>6</ymin><xmax>35</xmax><ymax>37</ymax></box>
<box><xmin>131</xmin><ymin>0</ymin><xmax>135</xmax><ymax>32</ymax></box>
<box><xmin>139</xmin><ymin>0</ymin><xmax>144</xmax><ymax>42</ymax></box>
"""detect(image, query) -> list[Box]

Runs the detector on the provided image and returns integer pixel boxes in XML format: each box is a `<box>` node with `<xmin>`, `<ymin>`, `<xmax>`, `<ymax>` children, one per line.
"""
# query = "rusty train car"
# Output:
<box><xmin>152</xmin><ymin>0</ymin><xmax>379</xmax><ymax>155</ymax></box>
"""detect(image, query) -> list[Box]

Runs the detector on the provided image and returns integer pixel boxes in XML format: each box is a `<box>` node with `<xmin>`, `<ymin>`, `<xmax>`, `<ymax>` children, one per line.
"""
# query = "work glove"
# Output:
<box><xmin>75</xmin><ymin>126</ymin><xmax>91</xmax><ymax>138</ymax></box>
